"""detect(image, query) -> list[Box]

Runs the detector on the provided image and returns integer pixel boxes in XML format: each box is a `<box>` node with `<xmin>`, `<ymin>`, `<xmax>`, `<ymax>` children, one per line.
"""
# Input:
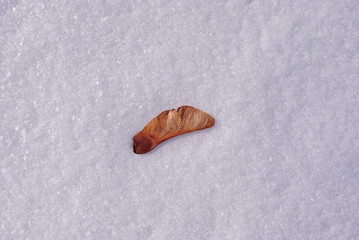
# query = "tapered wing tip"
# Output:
<box><xmin>208</xmin><ymin>115</ymin><xmax>215</xmax><ymax>127</ymax></box>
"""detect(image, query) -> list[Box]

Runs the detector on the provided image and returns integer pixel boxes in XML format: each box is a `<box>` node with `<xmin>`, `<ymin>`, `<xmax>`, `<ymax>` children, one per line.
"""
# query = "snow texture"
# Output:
<box><xmin>1</xmin><ymin>0</ymin><xmax>359</xmax><ymax>239</ymax></box>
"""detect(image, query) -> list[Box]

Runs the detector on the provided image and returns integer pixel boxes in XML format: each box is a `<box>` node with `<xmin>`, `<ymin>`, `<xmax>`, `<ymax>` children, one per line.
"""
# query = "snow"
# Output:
<box><xmin>1</xmin><ymin>0</ymin><xmax>359</xmax><ymax>239</ymax></box>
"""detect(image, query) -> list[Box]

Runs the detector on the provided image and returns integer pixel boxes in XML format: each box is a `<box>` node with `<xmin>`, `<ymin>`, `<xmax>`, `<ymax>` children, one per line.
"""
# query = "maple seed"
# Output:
<box><xmin>132</xmin><ymin>106</ymin><xmax>215</xmax><ymax>154</ymax></box>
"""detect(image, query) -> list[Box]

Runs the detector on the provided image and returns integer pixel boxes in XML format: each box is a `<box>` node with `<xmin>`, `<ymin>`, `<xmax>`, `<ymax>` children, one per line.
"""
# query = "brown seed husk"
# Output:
<box><xmin>133</xmin><ymin>106</ymin><xmax>215</xmax><ymax>154</ymax></box>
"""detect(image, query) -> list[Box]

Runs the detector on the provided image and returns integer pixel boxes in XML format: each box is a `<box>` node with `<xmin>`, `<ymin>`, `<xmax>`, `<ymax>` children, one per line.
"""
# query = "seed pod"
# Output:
<box><xmin>133</xmin><ymin>106</ymin><xmax>215</xmax><ymax>154</ymax></box>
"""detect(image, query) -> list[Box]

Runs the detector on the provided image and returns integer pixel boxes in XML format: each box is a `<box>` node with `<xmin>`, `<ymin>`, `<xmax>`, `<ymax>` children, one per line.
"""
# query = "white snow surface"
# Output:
<box><xmin>1</xmin><ymin>0</ymin><xmax>359</xmax><ymax>239</ymax></box>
